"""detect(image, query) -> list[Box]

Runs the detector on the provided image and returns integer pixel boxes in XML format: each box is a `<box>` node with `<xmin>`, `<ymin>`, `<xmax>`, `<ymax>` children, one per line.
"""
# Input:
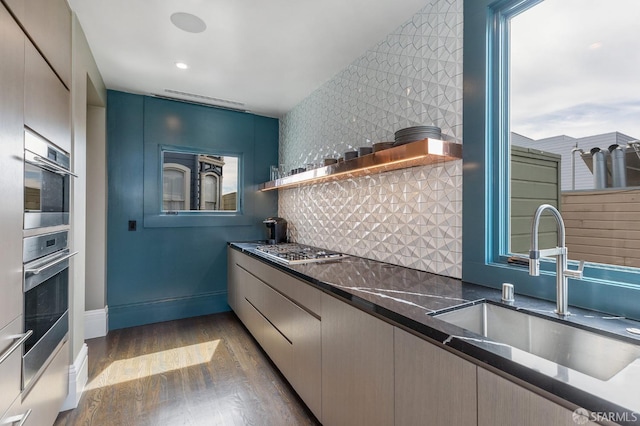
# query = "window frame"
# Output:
<box><xmin>144</xmin><ymin>144</ymin><xmax>248</xmax><ymax>228</ymax></box>
<box><xmin>462</xmin><ymin>0</ymin><xmax>640</xmax><ymax>320</ymax></box>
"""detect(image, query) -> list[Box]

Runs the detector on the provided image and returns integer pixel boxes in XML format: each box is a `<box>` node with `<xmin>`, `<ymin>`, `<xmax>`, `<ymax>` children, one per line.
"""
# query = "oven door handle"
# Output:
<box><xmin>25</xmin><ymin>251</ymin><xmax>78</xmax><ymax>275</ymax></box>
<box><xmin>0</xmin><ymin>330</ymin><xmax>33</xmax><ymax>365</ymax></box>
<box><xmin>30</xmin><ymin>155</ymin><xmax>78</xmax><ymax>178</ymax></box>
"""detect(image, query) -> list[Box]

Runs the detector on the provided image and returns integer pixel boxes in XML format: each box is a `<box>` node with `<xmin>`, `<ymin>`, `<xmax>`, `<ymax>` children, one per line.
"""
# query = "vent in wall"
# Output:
<box><xmin>154</xmin><ymin>89</ymin><xmax>247</xmax><ymax>112</ymax></box>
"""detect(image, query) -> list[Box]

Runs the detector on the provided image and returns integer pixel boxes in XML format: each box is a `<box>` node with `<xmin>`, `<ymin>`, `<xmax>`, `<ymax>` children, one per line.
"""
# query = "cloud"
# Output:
<box><xmin>510</xmin><ymin>0</ymin><xmax>640</xmax><ymax>140</ymax></box>
<box><xmin>512</xmin><ymin>100</ymin><xmax>640</xmax><ymax>140</ymax></box>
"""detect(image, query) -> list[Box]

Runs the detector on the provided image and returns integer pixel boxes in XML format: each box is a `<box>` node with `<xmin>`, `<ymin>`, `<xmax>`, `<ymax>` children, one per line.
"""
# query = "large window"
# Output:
<box><xmin>508</xmin><ymin>0</ymin><xmax>640</xmax><ymax>270</ymax></box>
<box><xmin>463</xmin><ymin>0</ymin><xmax>640</xmax><ymax>318</ymax></box>
<box><xmin>161</xmin><ymin>150</ymin><xmax>239</xmax><ymax>212</ymax></box>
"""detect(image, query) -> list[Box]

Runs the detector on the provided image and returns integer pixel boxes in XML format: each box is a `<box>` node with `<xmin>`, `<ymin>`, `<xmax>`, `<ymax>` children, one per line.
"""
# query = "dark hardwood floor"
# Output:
<box><xmin>55</xmin><ymin>312</ymin><xmax>320</xmax><ymax>426</ymax></box>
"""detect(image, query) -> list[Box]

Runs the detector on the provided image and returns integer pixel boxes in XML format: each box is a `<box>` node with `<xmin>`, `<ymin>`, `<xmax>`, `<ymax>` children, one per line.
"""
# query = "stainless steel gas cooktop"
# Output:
<box><xmin>255</xmin><ymin>243</ymin><xmax>347</xmax><ymax>265</ymax></box>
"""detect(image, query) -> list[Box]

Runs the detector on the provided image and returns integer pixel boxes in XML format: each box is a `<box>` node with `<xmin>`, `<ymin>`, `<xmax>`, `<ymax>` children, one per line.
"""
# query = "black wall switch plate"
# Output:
<box><xmin>128</xmin><ymin>220</ymin><xmax>137</xmax><ymax>231</ymax></box>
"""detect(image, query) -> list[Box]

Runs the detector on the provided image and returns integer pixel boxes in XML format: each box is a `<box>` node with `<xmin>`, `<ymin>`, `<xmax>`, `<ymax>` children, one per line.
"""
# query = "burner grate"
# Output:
<box><xmin>255</xmin><ymin>243</ymin><xmax>347</xmax><ymax>264</ymax></box>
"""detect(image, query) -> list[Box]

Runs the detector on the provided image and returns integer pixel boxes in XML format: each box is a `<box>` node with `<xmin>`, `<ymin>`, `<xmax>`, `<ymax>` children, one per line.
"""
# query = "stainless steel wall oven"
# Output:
<box><xmin>22</xmin><ymin>230</ymin><xmax>75</xmax><ymax>390</ymax></box>
<box><xmin>24</xmin><ymin>129</ymin><xmax>76</xmax><ymax>230</ymax></box>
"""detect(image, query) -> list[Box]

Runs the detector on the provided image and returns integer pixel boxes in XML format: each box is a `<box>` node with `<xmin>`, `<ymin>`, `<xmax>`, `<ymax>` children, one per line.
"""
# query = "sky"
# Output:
<box><xmin>510</xmin><ymin>0</ymin><xmax>640</xmax><ymax>141</ymax></box>
<box><xmin>222</xmin><ymin>156</ymin><xmax>238</xmax><ymax>195</ymax></box>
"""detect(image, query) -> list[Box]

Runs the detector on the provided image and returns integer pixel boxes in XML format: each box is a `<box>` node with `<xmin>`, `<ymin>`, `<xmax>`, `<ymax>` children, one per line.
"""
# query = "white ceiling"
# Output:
<box><xmin>68</xmin><ymin>0</ymin><xmax>427</xmax><ymax>117</ymax></box>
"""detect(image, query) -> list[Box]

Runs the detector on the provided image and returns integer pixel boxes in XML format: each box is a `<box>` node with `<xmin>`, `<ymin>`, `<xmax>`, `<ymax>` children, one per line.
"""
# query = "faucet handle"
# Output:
<box><xmin>564</xmin><ymin>260</ymin><xmax>585</xmax><ymax>279</ymax></box>
<box><xmin>528</xmin><ymin>250</ymin><xmax>540</xmax><ymax>276</ymax></box>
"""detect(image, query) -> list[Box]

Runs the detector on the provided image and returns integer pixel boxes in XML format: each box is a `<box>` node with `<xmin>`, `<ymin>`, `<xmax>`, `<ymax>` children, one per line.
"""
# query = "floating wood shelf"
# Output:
<box><xmin>259</xmin><ymin>138</ymin><xmax>463</xmax><ymax>191</ymax></box>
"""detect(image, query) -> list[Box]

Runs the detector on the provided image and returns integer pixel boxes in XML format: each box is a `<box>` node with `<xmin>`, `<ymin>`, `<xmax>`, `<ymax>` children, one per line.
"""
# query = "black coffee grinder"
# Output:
<box><xmin>263</xmin><ymin>217</ymin><xmax>287</xmax><ymax>244</ymax></box>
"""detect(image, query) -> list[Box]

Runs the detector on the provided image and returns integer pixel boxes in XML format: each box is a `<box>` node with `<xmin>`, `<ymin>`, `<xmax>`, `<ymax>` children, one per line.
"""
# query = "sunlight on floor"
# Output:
<box><xmin>86</xmin><ymin>339</ymin><xmax>220</xmax><ymax>390</ymax></box>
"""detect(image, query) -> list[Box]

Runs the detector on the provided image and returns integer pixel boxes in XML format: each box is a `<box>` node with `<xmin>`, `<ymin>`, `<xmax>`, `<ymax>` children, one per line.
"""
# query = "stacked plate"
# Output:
<box><xmin>394</xmin><ymin>126</ymin><xmax>441</xmax><ymax>146</ymax></box>
<box><xmin>373</xmin><ymin>142</ymin><xmax>394</xmax><ymax>152</ymax></box>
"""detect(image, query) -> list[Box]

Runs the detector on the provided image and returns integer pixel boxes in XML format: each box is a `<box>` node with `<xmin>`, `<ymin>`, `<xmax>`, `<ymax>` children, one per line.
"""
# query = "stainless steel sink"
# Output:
<box><xmin>434</xmin><ymin>302</ymin><xmax>640</xmax><ymax>381</ymax></box>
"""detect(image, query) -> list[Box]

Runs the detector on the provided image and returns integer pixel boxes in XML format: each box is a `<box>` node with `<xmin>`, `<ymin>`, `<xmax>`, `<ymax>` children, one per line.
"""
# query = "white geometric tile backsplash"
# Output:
<box><xmin>278</xmin><ymin>0</ymin><xmax>463</xmax><ymax>278</ymax></box>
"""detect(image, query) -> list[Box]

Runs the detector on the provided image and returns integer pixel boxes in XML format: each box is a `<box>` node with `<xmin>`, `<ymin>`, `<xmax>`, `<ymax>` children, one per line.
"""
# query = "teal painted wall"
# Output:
<box><xmin>106</xmin><ymin>91</ymin><xmax>278</xmax><ymax>329</ymax></box>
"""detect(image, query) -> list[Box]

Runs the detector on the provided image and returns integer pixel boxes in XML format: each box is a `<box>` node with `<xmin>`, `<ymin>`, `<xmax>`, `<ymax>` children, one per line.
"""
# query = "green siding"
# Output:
<box><xmin>510</xmin><ymin>145</ymin><xmax>561</xmax><ymax>254</ymax></box>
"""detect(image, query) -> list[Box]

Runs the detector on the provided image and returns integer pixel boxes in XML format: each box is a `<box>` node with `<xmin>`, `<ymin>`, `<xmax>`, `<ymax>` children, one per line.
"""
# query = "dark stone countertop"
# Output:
<box><xmin>230</xmin><ymin>242</ymin><xmax>640</xmax><ymax>424</ymax></box>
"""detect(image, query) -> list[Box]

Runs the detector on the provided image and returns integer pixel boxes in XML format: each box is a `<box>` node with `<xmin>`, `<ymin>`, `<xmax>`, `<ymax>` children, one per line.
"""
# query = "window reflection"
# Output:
<box><xmin>162</xmin><ymin>150</ymin><xmax>238</xmax><ymax>212</ymax></box>
<box><xmin>163</xmin><ymin>164</ymin><xmax>190</xmax><ymax>210</ymax></box>
<box><xmin>202</xmin><ymin>174</ymin><xmax>218</xmax><ymax>210</ymax></box>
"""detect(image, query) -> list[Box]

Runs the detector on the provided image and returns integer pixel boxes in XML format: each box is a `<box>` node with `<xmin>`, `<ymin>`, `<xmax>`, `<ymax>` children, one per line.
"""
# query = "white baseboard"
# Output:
<box><xmin>59</xmin><ymin>307</ymin><xmax>107</xmax><ymax>411</ymax></box>
<box><xmin>60</xmin><ymin>343</ymin><xmax>88</xmax><ymax>411</ymax></box>
<box><xmin>84</xmin><ymin>306</ymin><xmax>108</xmax><ymax>339</ymax></box>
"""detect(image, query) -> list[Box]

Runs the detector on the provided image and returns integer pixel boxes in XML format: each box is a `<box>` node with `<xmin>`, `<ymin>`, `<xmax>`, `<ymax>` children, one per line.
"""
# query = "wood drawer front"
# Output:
<box><xmin>394</xmin><ymin>327</ymin><xmax>478</xmax><ymax>426</ymax></box>
<box><xmin>233</xmin><ymin>258</ymin><xmax>321</xmax><ymax>420</ymax></box>
<box><xmin>248</xmin><ymin>273</ymin><xmax>298</xmax><ymax>342</ymax></box>
<box><xmin>234</xmin><ymin>251</ymin><xmax>321</xmax><ymax>316</ymax></box>
<box><xmin>240</xmin><ymin>289</ymin><xmax>293</xmax><ymax>378</ymax></box>
<box><xmin>477</xmin><ymin>368</ymin><xmax>597</xmax><ymax>426</ymax></box>
<box><xmin>0</xmin><ymin>317</ymin><xmax>23</xmax><ymax>419</ymax></box>
<box><xmin>24</xmin><ymin>40</ymin><xmax>71</xmax><ymax>152</ymax></box>
<box><xmin>227</xmin><ymin>248</ymin><xmax>239</xmax><ymax>311</ymax></box>
<box><xmin>0</xmin><ymin>393</ymin><xmax>24</xmax><ymax>426</ymax></box>
<box><xmin>3</xmin><ymin>0</ymin><xmax>71</xmax><ymax>88</ymax></box>
<box><xmin>290</xmin><ymin>307</ymin><xmax>322</xmax><ymax>421</ymax></box>
<box><xmin>321</xmin><ymin>293</ymin><xmax>394</xmax><ymax>426</ymax></box>
<box><xmin>18</xmin><ymin>340</ymin><xmax>69</xmax><ymax>426</ymax></box>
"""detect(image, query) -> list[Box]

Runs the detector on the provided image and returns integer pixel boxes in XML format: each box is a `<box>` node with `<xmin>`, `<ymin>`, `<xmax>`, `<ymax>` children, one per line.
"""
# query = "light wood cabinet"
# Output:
<box><xmin>321</xmin><ymin>293</ymin><xmax>394</xmax><ymax>426</ymax></box>
<box><xmin>0</xmin><ymin>7</ymin><xmax>26</xmax><ymax>416</ymax></box>
<box><xmin>2</xmin><ymin>0</ymin><xmax>71</xmax><ymax>88</ymax></box>
<box><xmin>227</xmin><ymin>248</ymin><xmax>239</xmax><ymax>312</ymax></box>
<box><xmin>0</xmin><ymin>1</ymin><xmax>24</xmax><ymax>334</ymax></box>
<box><xmin>232</xmin><ymin>249</ymin><xmax>321</xmax><ymax>315</ymax></box>
<box><xmin>228</xmin><ymin>248</ymin><xmax>604</xmax><ymax>426</ymax></box>
<box><xmin>0</xmin><ymin>393</ymin><xmax>25</xmax><ymax>426</ymax></box>
<box><xmin>24</xmin><ymin>40</ymin><xmax>71</xmax><ymax>152</ymax></box>
<box><xmin>0</xmin><ymin>2</ymin><xmax>70</xmax><ymax>424</ymax></box>
<box><xmin>227</xmin><ymin>248</ymin><xmax>322</xmax><ymax>421</ymax></box>
<box><xmin>477</xmin><ymin>367</ymin><xmax>597</xmax><ymax>426</ymax></box>
<box><xmin>394</xmin><ymin>327</ymin><xmax>478</xmax><ymax>426</ymax></box>
<box><xmin>0</xmin><ymin>317</ymin><xmax>24</xmax><ymax>419</ymax></box>
<box><xmin>242</xmin><ymin>290</ymin><xmax>294</xmax><ymax>376</ymax></box>
<box><xmin>288</xmin><ymin>302</ymin><xmax>321</xmax><ymax>420</ymax></box>
<box><xmin>237</xmin><ymin>266</ymin><xmax>294</xmax><ymax>378</ymax></box>
<box><xmin>250</xmin><ymin>269</ymin><xmax>298</xmax><ymax>342</ymax></box>
<box><xmin>1</xmin><ymin>340</ymin><xmax>69</xmax><ymax>426</ymax></box>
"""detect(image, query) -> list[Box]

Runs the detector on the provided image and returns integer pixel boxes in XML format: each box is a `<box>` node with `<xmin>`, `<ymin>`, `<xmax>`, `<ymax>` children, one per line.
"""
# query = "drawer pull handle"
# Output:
<box><xmin>0</xmin><ymin>330</ymin><xmax>33</xmax><ymax>365</ymax></box>
<box><xmin>2</xmin><ymin>408</ymin><xmax>32</xmax><ymax>426</ymax></box>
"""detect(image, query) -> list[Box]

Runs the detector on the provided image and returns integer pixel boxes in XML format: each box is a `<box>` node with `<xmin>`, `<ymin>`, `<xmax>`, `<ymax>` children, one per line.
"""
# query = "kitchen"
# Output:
<box><xmin>1</xmin><ymin>0</ymin><xmax>639</xmax><ymax>425</ymax></box>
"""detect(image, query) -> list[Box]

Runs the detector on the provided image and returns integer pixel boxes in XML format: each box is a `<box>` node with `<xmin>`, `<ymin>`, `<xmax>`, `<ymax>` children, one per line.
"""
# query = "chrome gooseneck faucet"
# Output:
<box><xmin>529</xmin><ymin>204</ymin><xmax>584</xmax><ymax>316</ymax></box>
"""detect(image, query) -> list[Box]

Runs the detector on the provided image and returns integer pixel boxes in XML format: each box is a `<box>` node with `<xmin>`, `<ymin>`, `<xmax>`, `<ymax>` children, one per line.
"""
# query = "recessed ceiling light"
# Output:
<box><xmin>175</xmin><ymin>62</ymin><xmax>189</xmax><ymax>70</ymax></box>
<box><xmin>170</xmin><ymin>12</ymin><xmax>206</xmax><ymax>33</ymax></box>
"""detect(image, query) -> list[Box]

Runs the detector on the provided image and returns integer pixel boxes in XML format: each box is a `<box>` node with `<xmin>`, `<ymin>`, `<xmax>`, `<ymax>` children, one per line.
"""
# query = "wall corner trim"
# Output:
<box><xmin>85</xmin><ymin>306</ymin><xmax>108</xmax><ymax>339</ymax></box>
<box><xmin>60</xmin><ymin>343</ymin><xmax>88</xmax><ymax>412</ymax></box>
